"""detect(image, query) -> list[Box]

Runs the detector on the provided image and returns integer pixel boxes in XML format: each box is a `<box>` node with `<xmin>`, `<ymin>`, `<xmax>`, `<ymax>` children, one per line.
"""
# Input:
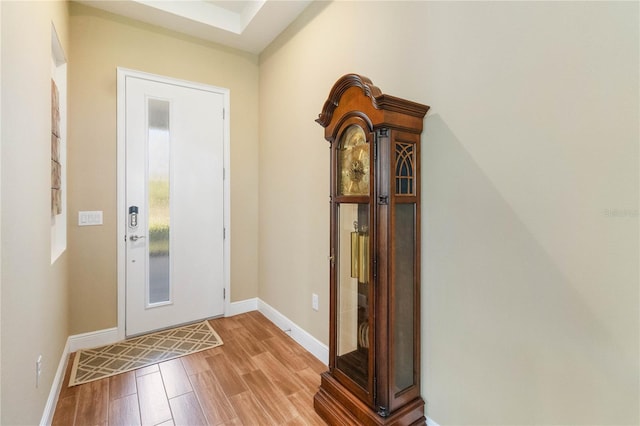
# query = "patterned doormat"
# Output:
<box><xmin>69</xmin><ymin>321</ymin><xmax>223</xmax><ymax>386</ymax></box>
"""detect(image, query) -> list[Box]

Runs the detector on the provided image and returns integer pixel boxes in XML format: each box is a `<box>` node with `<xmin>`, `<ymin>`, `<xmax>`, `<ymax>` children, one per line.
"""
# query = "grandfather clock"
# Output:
<box><xmin>314</xmin><ymin>74</ymin><xmax>429</xmax><ymax>425</ymax></box>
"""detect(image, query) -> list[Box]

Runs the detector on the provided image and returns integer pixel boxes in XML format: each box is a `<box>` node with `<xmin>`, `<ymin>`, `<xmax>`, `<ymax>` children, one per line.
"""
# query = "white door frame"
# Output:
<box><xmin>116</xmin><ymin>67</ymin><xmax>230</xmax><ymax>340</ymax></box>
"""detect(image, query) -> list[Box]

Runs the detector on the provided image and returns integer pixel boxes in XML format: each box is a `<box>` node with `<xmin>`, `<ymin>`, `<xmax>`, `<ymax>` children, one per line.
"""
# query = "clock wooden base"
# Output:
<box><xmin>314</xmin><ymin>372</ymin><xmax>426</xmax><ymax>426</ymax></box>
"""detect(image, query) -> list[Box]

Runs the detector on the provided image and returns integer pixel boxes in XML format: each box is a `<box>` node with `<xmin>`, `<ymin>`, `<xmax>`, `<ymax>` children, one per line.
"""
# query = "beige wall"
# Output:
<box><xmin>67</xmin><ymin>3</ymin><xmax>260</xmax><ymax>334</ymax></box>
<box><xmin>0</xmin><ymin>1</ymin><xmax>636</xmax><ymax>423</ymax></box>
<box><xmin>1</xmin><ymin>1</ymin><xmax>70</xmax><ymax>424</ymax></box>
<box><xmin>259</xmin><ymin>1</ymin><xmax>639</xmax><ymax>424</ymax></box>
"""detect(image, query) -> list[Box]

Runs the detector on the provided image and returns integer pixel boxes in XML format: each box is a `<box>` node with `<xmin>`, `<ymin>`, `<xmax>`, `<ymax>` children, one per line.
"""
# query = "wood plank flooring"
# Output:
<box><xmin>52</xmin><ymin>311</ymin><xmax>328</xmax><ymax>425</ymax></box>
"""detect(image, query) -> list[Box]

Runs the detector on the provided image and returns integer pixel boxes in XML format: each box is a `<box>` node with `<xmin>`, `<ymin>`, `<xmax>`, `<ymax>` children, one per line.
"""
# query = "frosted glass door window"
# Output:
<box><xmin>148</xmin><ymin>99</ymin><xmax>171</xmax><ymax>305</ymax></box>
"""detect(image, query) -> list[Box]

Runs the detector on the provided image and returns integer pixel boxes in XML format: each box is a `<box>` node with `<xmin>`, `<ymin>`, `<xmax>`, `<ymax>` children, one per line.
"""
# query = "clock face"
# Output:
<box><xmin>338</xmin><ymin>125</ymin><xmax>370</xmax><ymax>196</ymax></box>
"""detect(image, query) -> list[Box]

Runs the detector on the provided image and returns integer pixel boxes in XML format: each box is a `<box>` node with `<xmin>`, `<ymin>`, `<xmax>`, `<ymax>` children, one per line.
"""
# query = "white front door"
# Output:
<box><xmin>123</xmin><ymin>72</ymin><xmax>225</xmax><ymax>336</ymax></box>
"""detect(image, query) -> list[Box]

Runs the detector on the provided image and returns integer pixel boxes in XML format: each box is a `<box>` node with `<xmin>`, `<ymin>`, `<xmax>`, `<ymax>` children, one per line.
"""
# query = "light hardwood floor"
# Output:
<box><xmin>52</xmin><ymin>311</ymin><xmax>328</xmax><ymax>425</ymax></box>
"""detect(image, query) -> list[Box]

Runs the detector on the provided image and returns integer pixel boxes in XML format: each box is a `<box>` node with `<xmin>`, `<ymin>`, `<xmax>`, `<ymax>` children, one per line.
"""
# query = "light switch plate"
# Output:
<box><xmin>78</xmin><ymin>211</ymin><xmax>103</xmax><ymax>226</ymax></box>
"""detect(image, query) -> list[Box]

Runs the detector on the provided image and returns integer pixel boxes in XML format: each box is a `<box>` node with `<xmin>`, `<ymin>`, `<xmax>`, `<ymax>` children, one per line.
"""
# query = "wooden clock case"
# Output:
<box><xmin>314</xmin><ymin>74</ymin><xmax>430</xmax><ymax>425</ymax></box>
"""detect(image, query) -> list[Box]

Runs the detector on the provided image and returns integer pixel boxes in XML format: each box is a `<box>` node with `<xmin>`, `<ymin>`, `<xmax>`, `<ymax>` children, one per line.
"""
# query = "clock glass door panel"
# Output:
<box><xmin>393</xmin><ymin>202</ymin><xmax>416</xmax><ymax>393</ymax></box>
<box><xmin>336</xmin><ymin>202</ymin><xmax>371</xmax><ymax>391</ymax></box>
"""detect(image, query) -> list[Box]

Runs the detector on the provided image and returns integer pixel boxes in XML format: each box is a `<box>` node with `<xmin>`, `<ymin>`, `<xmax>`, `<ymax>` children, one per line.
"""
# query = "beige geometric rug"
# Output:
<box><xmin>69</xmin><ymin>321</ymin><xmax>223</xmax><ymax>386</ymax></box>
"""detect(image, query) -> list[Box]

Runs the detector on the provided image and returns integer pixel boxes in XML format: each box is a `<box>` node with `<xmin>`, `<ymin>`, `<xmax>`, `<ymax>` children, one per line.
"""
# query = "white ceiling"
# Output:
<box><xmin>75</xmin><ymin>0</ymin><xmax>312</xmax><ymax>54</ymax></box>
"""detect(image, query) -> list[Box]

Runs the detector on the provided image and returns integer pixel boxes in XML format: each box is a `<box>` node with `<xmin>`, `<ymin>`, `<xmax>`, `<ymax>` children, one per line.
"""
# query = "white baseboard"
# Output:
<box><xmin>40</xmin><ymin>339</ymin><xmax>70</xmax><ymax>426</ymax></box>
<box><xmin>65</xmin><ymin>298</ymin><xmax>255</xmax><ymax>353</ymax></box>
<box><xmin>41</xmin><ymin>327</ymin><xmax>121</xmax><ymax>425</ymax></box>
<box><xmin>426</xmin><ymin>416</ymin><xmax>440</xmax><ymax>426</ymax></box>
<box><xmin>68</xmin><ymin>327</ymin><xmax>119</xmax><ymax>353</ymax></box>
<box><xmin>257</xmin><ymin>299</ymin><xmax>329</xmax><ymax>365</ymax></box>
<box><xmin>225</xmin><ymin>297</ymin><xmax>258</xmax><ymax>317</ymax></box>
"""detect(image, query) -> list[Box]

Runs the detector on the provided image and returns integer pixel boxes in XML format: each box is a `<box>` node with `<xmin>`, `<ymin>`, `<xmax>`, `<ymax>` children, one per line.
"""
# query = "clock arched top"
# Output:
<box><xmin>316</xmin><ymin>74</ymin><xmax>430</xmax><ymax>141</ymax></box>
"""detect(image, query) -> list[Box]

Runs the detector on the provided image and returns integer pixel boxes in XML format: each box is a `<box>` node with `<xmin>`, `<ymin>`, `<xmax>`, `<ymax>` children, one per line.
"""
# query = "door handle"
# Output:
<box><xmin>129</xmin><ymin>235</ymin><xmax>145</xmax><ymax>242</ymax></box>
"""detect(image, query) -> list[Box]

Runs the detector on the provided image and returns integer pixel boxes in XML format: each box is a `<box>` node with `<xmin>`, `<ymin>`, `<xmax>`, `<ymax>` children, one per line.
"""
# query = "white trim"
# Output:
<box><xmin>257</xmin><ymin>299</ymin><xmax>329</xmax><ymax>365</ymax></box>
<box><xmin>40</xmin><ymin>326</ymin><xmax>118</xmax><ymax>425</ymax></box>
<box><xmin>221</xmin><ymin>83</ymin><xmax>231</xmax><ymax>321</ymax></box>
<box><xmin>68</xmin><ymin>327</ymin><xmax>120</xmax><ymax>353</ymax></box>
<box><xmin>426</xmin><ymin>416</ymin><xmax>440</xmax><ymax>426</ymax></box>
<box><xmin>116</xmin><ymin>68</ymin><xmax>127</xmax><ymax>341</ymax></box>
<box><xmin>50</xmin><ymin>23</ymin><xmax>67</xmax><ymax>264</ymax></box>
<box><xmin>116</xmin><ymin>67</ymin><xmax>231</xmax><ymax>340</ymax></box>
<box><xmin>225</xmin><ymin>297</ymin><xmax>258</xmax><ymax>317</ymax></box>
<box><xmin>40</xmin><ymin>340</ymin><xmax>70</xmax><ymax>426</ymax></box>
<box><xmin>223</xmin><ymin>298</ymin><xmax>328</xmax><ymax>364</ymax></box>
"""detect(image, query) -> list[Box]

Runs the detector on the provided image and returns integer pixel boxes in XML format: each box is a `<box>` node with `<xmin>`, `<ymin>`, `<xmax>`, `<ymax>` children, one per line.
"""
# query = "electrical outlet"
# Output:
<box><xmin>312</xmin><ymin>293</ymin><xmax>319</xmax><ymax>311</ymax></box>
<box><xmin>36</xmin><ymin>355</ymin><xmax>42</xmax><ymax>388</ymax></box>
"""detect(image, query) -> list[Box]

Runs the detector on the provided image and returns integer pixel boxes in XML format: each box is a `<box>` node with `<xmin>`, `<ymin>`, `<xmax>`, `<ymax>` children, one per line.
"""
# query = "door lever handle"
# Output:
<box><xmin>129</xmin><ymin>235</ymin><xmax>145</xmax><ymax>242</ymax></box>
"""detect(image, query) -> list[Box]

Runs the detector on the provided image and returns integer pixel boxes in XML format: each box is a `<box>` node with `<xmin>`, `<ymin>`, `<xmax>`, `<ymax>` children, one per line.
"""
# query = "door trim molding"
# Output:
<box><xmin>116</xmin><ymin>67</ymin><xmax>231</xmax><ymax>340</ymax></box>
